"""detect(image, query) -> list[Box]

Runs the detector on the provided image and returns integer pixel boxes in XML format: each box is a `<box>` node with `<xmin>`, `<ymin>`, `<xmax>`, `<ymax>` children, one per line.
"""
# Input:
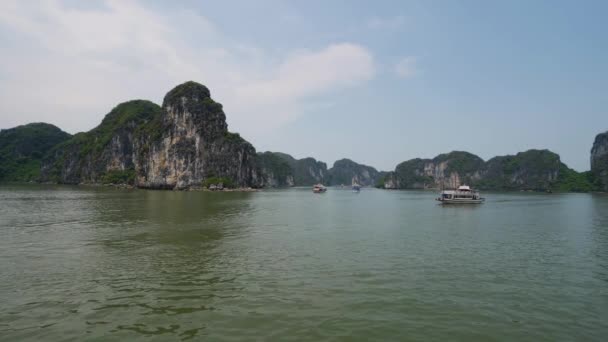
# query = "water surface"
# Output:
<box><xmin>1</xmin><ymin>185</ymin><xmax>607</xmax><ymax>341</ymax></box>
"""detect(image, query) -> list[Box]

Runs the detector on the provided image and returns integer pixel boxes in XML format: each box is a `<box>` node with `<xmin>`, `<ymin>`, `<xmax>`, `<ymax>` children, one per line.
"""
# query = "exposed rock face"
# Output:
<box><xmin>256</xmin><ymin>152</ymin><xmax>295</xmax><ymax>187</ymax></box>
<box><xmin>478</xmin><ymin>150</ymin><xmax>560</xmax><ymax>190</ymax></box>
<box><xmin>384</xmin><ymin>152</ymin><xmax>484</xmax><ymax>189</ymax></box>
<box><xmin>273</xmin><ymin>153</ymin><xmax>327</xmax><ymax>186</ymax></box>
<box><xmin>41</xmin><ymin>82</ymin><xmax>261</xmax><ymax>189</ymax></box>
<box><xmin>135</xmin><ymin>82</ymin><xmax>259</xmax><ymax>189</ymax></box>
<box><xmin>256</xmin><ymin>153</ymin><xmax>388</xmax><ymax>187</ymax></box>
<box><xmin>326</xmin><ymin>158</ymin><xmax>382</xmax><ymax>186</ymax></box>
<box><xmin>383</xmin><ymin>150</ymin><xmax>566</xmax><ymax>191</ymax></box>
<box><xmin>591</xmin><ymin>131</ymin><xmax>608</xmax><ymax>191</ymax></box>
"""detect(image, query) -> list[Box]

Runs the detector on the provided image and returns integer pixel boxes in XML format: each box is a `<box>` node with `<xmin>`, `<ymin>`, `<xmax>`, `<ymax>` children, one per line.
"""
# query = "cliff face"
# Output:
<box><xmin>478</xmin><ymin>150</ymin><xmax>560</xmax><ymax>190</ymax></box>
<box><xmin>41</xmin><ymin>100</ymin><xmax>161</xmax><ymax>184</ymax></box>
<box><xmin>384</xmin><ymin>151</ymin><xmax>484</xmax><ymax>189</ymax></box>
<box><xmin>591</xmin><ymin>131</ymin><xmax>608</xmax><ymax>191</ymax></box>
<box><xmin>383</xmin><ymin>150</ymin><xmax>570</xmax><ymax>191</ymax></box>
<box><xmin>271</xmin><ymin>153</ymin><xmax>327</xmax><ymax>186</ymax></box>
<box><xmin>326</xmin><ymin>158</ymin><xmax>381</xmax><ymax>186</ymax></box>
<box><xmin>41</xmin><ymin>82</ymin><xmax>261</xmax><ymax>189</ymax></box>
<box><xmin>256</xmin><ymin>152</ymin><xmax>295</xmax><ymax>187</ymax></box>
<box><xmin>134</xmin><ymin>82</ymin><xmax>259</xmax><ymax>189</ymax></box>
<box><xmin>0</xmin><ymin>123</ymin><xmax>71</xmax><ymax>181</ymax></box>
<box><xmin>255</xmin><ymin>154</ymin><xmax>386</xmax><ymax>187</ymax></box>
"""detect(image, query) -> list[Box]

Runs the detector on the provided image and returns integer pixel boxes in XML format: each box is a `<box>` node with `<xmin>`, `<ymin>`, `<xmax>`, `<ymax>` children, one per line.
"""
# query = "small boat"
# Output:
<box><xmin>436</xmin><ymin>185</ymin><xmax>484</xmax><ymax>204</ymax></box>
<box><xmin>312</xmin><ymin>184</ymin><xmax>327</xmax><ymax>193</ymax></box>
<box><xmin>352</xmin><ymin>183</ymin><xmax>361</xmax><ymax>192</ymax></box>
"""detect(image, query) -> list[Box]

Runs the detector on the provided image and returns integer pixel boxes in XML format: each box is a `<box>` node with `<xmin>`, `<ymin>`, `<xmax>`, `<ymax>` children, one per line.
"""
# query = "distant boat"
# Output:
<box><xmin>436</xmin><ymin>185</ymin><xmax>484</xmax><ymax>204</ymax></box>
<box><xmin>352</xmin><ymin>183</ymin><xmax>361</xmax><ymax>192</ymax></box>
<box><xmin>313</xmin><ymin>184</ymin><xmax>327</xmax><ymax>193</ymax></box>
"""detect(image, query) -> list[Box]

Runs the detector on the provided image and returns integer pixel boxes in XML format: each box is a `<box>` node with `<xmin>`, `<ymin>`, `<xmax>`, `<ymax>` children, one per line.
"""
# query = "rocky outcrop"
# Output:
<box><xmin>256</xmin><ymin>153</ymin><xmax>387</xmax><ymax>187</ymax></box>
<box><xmin>382</xmin><ymin>150</ymin><xmax>577</xmax><ymax>191</ymax></box>
<box><xmin>135</xmin><ymin>82</ymin><xmax>259</xmax><ymax>189</ymax></box>
<box><xmin>477</xmin><ymin>150</ymin><xmax>560</xmax><ymax>190</ymax></box>
<box><xmin>591</xmin><ymin>131</ymin><xmax>608</xmax><ymax>191</ymax></box>
<box><xmin>41</xmin><ymin>82</ymin><xmax>261</xmax><ymax>189</ymax></box>
<box><xmin>326</xmin><ymin>158</ymin><xmax>382</xmax><ymax>186</ymax></box>
<box><xmin>384</xmin><ymin>151</ymin><xmax>484</xmax><ymax>189</ymax></box>
<box><xmin>272</xmin><ymin>153</ymin><xmax>327</xmax><ymax>186</ymax></box>
<box><xmin>256</xmin><ymin>152</ymin><xmax>295</xmax><ymax>187</ymax></box>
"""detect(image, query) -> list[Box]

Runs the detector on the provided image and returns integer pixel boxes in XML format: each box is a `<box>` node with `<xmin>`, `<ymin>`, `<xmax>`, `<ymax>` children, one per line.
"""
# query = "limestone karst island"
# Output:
<box><xmin>1</xmin><ymin>81</ymin><xmax>607</xmax><ymax>192</ymax></box>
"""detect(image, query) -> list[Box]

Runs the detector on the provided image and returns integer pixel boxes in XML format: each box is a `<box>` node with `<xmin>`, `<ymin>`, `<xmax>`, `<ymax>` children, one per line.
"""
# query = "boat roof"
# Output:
<box><xmin>441</xmin><ymin>185</ymin><xmax>478</xmax><ymax>194</ymax></box>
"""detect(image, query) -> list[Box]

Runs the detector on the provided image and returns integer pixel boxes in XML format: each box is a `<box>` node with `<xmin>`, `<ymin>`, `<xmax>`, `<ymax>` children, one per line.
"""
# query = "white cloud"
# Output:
<box><xmin>394</xmin><ymin>56</ymin><xmax>418</xmax><ymax>78</ymax></box>
<box><xmin>0</xmin><ymin>0</ymin><xmax>375</xmax><ymax>138</ymax></box>
<box><xmin>367</xmin><ymin>16</ymin><xmax>406</xmax><ymax>30</ymax></box>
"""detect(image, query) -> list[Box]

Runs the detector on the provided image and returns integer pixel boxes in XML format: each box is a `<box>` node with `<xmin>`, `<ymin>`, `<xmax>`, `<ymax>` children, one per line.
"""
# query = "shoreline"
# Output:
<box><xmin>0</xmin><ymin>181</ymin><xmax>605</xmax><ymax>194</ymax></box>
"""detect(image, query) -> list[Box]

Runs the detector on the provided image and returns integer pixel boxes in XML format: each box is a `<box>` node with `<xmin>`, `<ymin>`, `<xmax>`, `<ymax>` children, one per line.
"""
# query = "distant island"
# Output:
<box><xmin>0</xmin><ymin>81</ymin><xmax>607</xmax><ymax>192</ymax></box>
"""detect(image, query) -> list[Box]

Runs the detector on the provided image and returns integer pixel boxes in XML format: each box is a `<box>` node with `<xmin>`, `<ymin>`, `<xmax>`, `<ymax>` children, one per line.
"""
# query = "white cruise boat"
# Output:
<box><xmin>436</xmin><ymin>185</ymin><xmax>484</xmax><ymax>204</ymax></box>
<box><xmin>313</xmin><ymin>184</ymin><xmax>327</xmax><ymax>193</ymax></box>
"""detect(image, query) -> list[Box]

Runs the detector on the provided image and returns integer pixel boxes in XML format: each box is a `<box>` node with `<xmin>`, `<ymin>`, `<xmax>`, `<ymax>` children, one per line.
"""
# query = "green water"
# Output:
<box><xmin>0</xmin><ymin>185</ymin><xmax>607</xmax><ymax>341</ymax></box>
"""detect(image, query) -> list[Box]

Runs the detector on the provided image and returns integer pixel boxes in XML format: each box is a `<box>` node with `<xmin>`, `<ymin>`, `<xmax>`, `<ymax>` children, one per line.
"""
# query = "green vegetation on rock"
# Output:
<box><xmin>42</xmin><ymin>100</ymin><xmax>162</xmax><ymax>183</ymax></box>
<box><xmin>163</xmin><ymin>81</ymin><xmax>211</xmax><ymax>106</ymax></box>
<box><xmin>274</xmin><ymin>154</ymin><xmax>327</xmax><ymax>186</ymax></box>
<box><xmin>375</xmin><ymin>174</ymin><xmax>387</xmax><ymax>188</ymax></box>
<box><xmin>477</xmin><ymin>150</ymin><xmax>562</xmax><ymax>190</ymax></box>
<box><xmin>80</xmin><ymin>100</ymin><xmax>162</xmax><ymax>157</ymax></box>
<box><xmin>436</xmin><ymin>151</ymin><xmax>484</xmax><ymax>176</ymax></box>
<box><xmin>384</xmin><ymin>149</ymin><xmax>601</xmax><ymax>192</ymax></box>
<box><xmin>256</xmin><ymin>152</ymin><xmax>294</xmax><ymax>187</ymax></box>
<box><xmin>392</xmin><ymin>158</ymin><xmax>435</xmax><ymax>188</ymax></box>
<box><xmin>554</xmin><ymin>165</ymin><xmax>596</xmax><ymax>192</ymax></box>
<box><xmin>326</xmin><ymin>158</ymin><xmax>382</xmax><ymax>186</ymax></box>
<box><xmin>101</xmin><ymin>169</ymin><xmax>136</xmax><ymax>185</ymax></box>
<box><xmin>223</xmin><ymin>132</ymin><xmax>244</xmax><ymax>144</ymax></box>
<box><xmin>0</xmin><ymin>123</ymin><xmax>71</xmax><ymax>182</ymax></box>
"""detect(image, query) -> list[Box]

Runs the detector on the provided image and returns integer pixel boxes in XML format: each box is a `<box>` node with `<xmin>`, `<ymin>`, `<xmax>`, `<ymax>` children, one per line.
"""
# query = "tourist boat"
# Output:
<box><xmin>436</xmin><ymin>185</ymin><xmax>484</xmax><ymax>204</ymax></box>
<box><xmin>352</xmin><ymin>183</ymin><xmax>361</xmax><ymax>192</ymax></box>
<box><xmin>313</xmin><ymin>184</ymin><xmax>327</xmax><ymax>193</ymax></box>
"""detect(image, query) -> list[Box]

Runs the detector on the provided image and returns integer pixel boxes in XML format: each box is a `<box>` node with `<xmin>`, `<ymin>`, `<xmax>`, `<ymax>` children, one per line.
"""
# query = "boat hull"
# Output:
<box><xmin>436</xmin><ymin>198</ymin><xmax>484</xmax><ymax>204</ymax></box>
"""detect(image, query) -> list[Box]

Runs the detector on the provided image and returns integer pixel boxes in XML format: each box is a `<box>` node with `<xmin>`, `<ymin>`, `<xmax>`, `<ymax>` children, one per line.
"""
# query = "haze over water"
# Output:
<box><xmin>1</xmin><ymin>185</ymin><xmax>607</xmax><ymax>341</ymax></box>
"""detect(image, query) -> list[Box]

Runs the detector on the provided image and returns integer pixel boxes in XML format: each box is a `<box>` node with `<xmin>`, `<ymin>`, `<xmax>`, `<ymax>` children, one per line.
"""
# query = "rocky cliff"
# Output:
<box><xmin>41</xmin><ymin>81</ymin><xmax>261</xmax><ymax>189</ymax></box>
<box><xmin>382</xmin><ymin>150</ymin><xmax>590</xmax><ymax>191</ymax></box>
<box><xmin>326</xmin><ymin>158</ymin><xmax>382</xmax><ymax>186</ymax></box>
<box><xmin>271</xmin><ymin>153</ymin><xmax>327</xmax><ymax>186</ymax></box>
<box><xmin>0</xmin><ymin>123</ymin><xmax>71</xmax><ymax>181</ymax></box>
<box><xmin>256</xmin><ymin>152</ymin><xmax>294</xmax><ymax>187</ymax></box>
<box><xmin>591</xmin><ymin>131</ymin><xmax>608</xmax><ymax>191</ymax></box>
<box><xmin>256</xmin><ymin>153</ymin><xmax>386</xmax><ymax>187</ymax></box>
<box><xmin>384</xmin><ymin>151</ymin><xmax>484</xmax><ymax>189</ymax></box>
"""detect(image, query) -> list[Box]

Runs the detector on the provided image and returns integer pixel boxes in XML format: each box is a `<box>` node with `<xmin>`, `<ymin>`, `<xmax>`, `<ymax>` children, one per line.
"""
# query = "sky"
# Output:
<box><xmin>0</xmin><ymin>0</ymin><xmax>606</xmax><ymax>171</ymax></box>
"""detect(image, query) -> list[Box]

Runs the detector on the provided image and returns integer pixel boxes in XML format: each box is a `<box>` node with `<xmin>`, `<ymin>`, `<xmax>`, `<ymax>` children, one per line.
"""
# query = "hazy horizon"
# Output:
<box><xmin>1</xmin><ymin>0</ymin><xmax>606</xmax><ymax>171</ymax></box>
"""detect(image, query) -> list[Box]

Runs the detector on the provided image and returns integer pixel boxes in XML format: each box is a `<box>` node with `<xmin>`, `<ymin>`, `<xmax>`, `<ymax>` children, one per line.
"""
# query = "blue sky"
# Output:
<box><xmin>0</xmin><ymin>0</ymin><xmax>606</xmax><ymax>171</ymax></box>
